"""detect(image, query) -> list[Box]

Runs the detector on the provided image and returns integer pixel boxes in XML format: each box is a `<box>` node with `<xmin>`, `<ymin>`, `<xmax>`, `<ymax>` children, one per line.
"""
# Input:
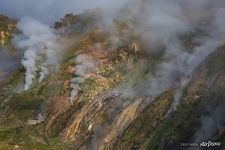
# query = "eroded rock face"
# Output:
<box><xmin>0</xmin><ymin>15</ymin><xmax>16</xmax><ymax>47</ymax></box>
<box><xmin>1</xmin><ymin>10</ymin><xmax>225</xmax><ymax>150</ymax></box>
<box><xmin>138</xmin><ymin>46</ymin><xmax>225</xmax><ymax>150</ymax></box>
<box><xmin>97</xmin><ymin>97</ymin><xmax>152</xmax><ymax>150</ymax></box>
<box><xmin>61</xmin><ymin>46</ymin><xmax>225</xmax><ymax>150</ymax></box>
<box><xmin>2</xmin><ymin>39</ymin><xmax>225</xmax><ymax>150</ymax></box>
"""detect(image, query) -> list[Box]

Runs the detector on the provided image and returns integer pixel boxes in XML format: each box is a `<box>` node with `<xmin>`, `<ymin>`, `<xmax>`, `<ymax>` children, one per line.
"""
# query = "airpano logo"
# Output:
<box><xmin>200</xmin><ymin>141</ymin><xmax>221</xmax><ymax>147</ymax></box>
<box><xmin>180</xmin><ymin>141</ymin><xmax>222</xmax><ymax>148</ymax></box>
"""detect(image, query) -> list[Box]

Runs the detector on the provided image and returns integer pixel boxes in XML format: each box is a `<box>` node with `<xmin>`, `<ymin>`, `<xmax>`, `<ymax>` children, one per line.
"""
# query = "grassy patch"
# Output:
<box><xmin>115</xmin><ymin>91</ymin><xmax>174</xmax><ymax>150</ymax></box>
<box><xmin>147</xmin><ymin>99</ymin><xmax>200</xmax><ymax>150</ymax></box>
<box><xmin>0</xmin><ymin>126</ymin><xmax>73</xmax><ymax>150</ymax></box>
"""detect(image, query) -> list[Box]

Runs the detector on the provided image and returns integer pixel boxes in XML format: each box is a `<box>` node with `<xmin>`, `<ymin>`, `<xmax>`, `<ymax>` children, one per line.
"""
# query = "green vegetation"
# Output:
<box><xmin>1</xmin><ymin>12</ymin><xmax>225</xmax><ymax>150</ymax></box>
<box><xmin>115</xmin><ymin>91</ymin><xmax>174</xmax><ymax>150</ymax></box>
<box><xmin>0</xmin><ymin>126</ymin><xmax>73</xmax><ymax>150</ymax></box>
<box><xmin>147</xmin><ymin>100</ymin><xmax>200</xmax><ymax>150</ymax></box>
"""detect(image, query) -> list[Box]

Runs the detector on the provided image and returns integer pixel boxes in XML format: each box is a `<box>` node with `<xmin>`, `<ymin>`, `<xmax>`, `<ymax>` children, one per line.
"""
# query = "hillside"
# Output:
<box><xmin>0</xmin><ymin>2</ymin><xmax>225</xmax><ymax>150</ymax></box>
<box><xmin>0</xmin><ymin>15</ymin><xmax>16</xmax><ymax>47</ymax></box>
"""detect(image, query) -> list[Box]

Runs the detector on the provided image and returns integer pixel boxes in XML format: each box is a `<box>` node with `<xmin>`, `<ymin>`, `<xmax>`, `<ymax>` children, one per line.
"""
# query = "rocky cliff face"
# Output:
<box><xmin>0</xmin><ymin>12</ymin><xmax>225</xmax><ymax>150</ymax></box>
<box><xmin>0</xmin><ymin>15</ymin><xmax>16</xmax><ymax>47</ymax></box>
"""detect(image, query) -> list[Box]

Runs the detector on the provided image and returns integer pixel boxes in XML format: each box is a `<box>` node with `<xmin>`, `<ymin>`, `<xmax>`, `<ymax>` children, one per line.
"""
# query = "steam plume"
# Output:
<box><xmin>112</xmin><ymin>0</ymin><xmax>225</xmax><ymax>99</ymax></box>
<box><xmin>69</xmin><ymin>54</ymin><xmax>96</xmax><ymax>102</ymax></box>
<box><xmin>13</xmin><ymin>17</ymin><xmax>60</xmax><ymax>90</ymax></box>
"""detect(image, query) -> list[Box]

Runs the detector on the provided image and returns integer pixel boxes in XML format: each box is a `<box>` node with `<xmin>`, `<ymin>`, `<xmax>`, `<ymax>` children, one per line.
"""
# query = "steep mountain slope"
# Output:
<box><xmin>115</xmin><ymin>46</ymin><xmax>225</xmax><ymax>150</ymax></box>
<box><xmin>0</xmin><ymin>7</ymin><xmax>225</xmax><ymax>150</ymax></box>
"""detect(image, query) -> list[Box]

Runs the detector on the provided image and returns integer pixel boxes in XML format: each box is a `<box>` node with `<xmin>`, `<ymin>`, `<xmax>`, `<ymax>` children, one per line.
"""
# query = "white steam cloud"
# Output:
<box><xmin>13</xmin><ymin>17</ymin><xmax>61</xmax><ymax>90</ymax></box>
<box><xmin>1</xmin><ymin>0</ymin><xmax>225</xmax><ymax>147</ymax></box>
<box><xmin>69</xmin><ymin>54</ymin><xmax>96</xmax><ymax>102</ymax></box>
<box><xmin>113</xmin><ymin>0</ymin><xmax>225</xmax><ymax>99</ymax></box>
